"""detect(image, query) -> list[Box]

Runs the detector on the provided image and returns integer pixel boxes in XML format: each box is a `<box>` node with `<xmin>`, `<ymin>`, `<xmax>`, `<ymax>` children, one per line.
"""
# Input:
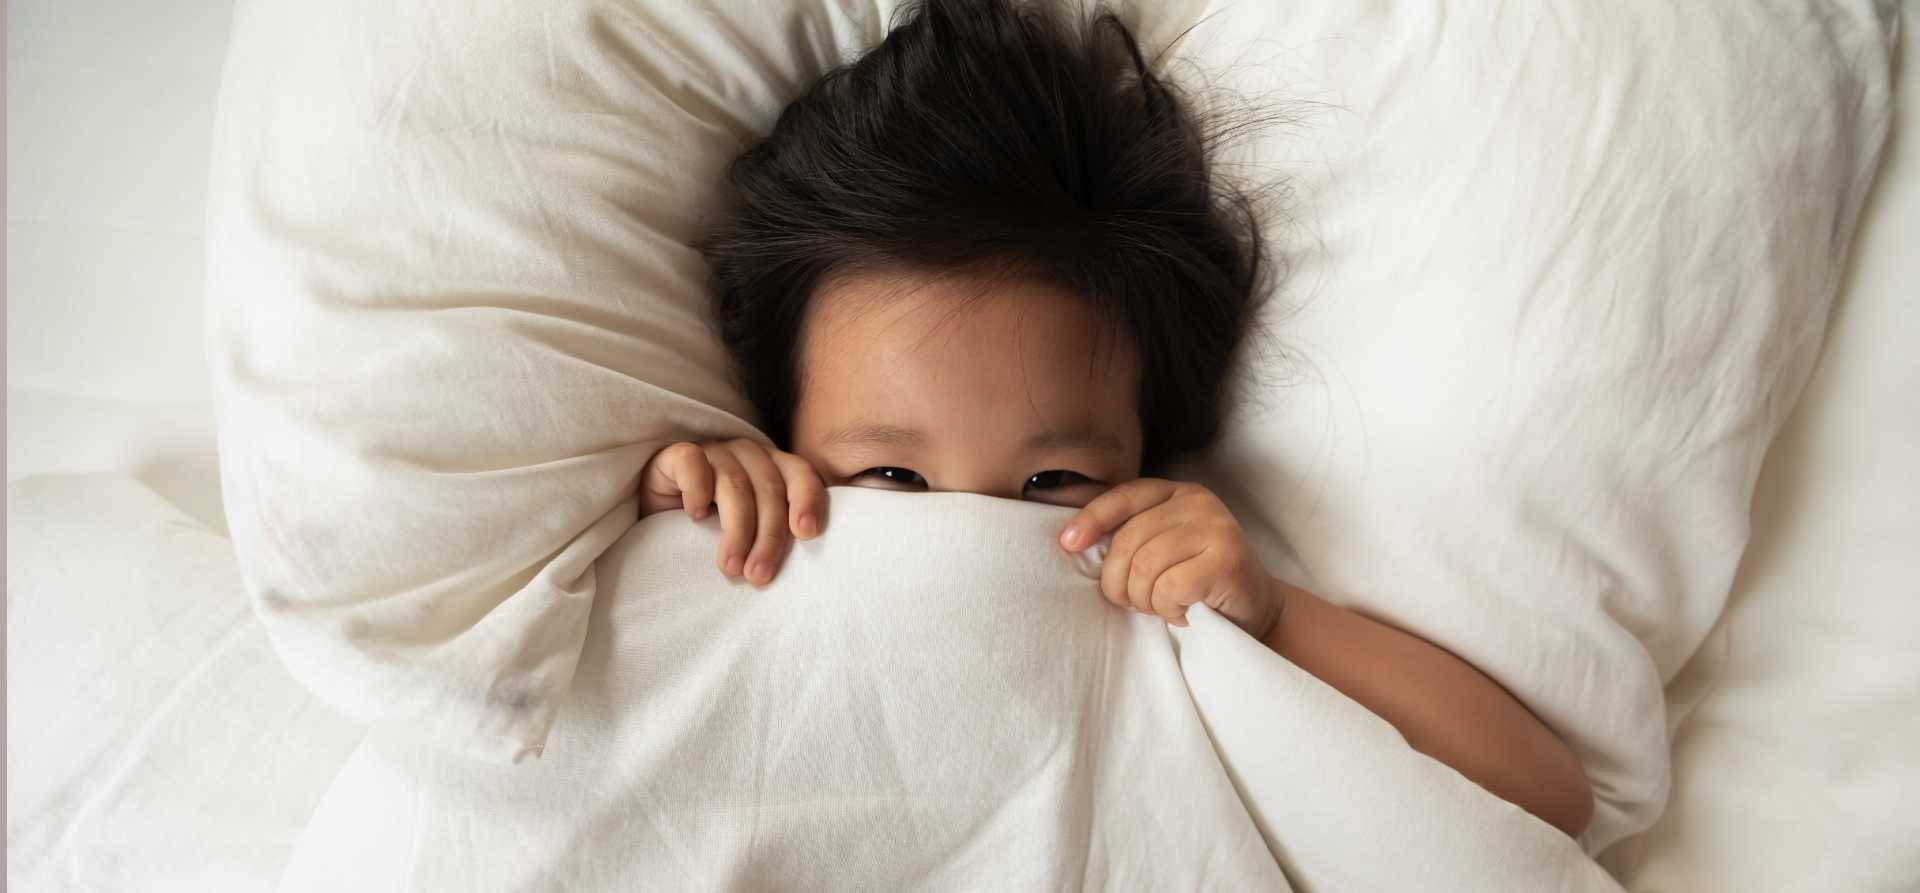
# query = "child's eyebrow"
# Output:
<box><xmin>820</xmin><ymin>422</ymin><xmax>926</xmax><ymax>447</ymax></box>
<box><xmin>1026</xmin><ymin>429</ymin><xmax>1125</xmax><ymax>454</ymax></box>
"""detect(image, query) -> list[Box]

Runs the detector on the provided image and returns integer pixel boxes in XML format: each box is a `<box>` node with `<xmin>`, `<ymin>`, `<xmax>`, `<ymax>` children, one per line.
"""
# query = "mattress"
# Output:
<box><xmin>7</xmin><ymin>0</ymin><xmax>1918</xmax><ymax>889</ymax></box>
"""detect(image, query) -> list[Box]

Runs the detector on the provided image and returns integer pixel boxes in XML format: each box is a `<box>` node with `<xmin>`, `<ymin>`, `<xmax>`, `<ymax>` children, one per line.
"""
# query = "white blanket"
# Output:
<box><xmin>282</xmin><ymin>489</ymin><xmax>1616</xmax><ymax>890</ymax></box>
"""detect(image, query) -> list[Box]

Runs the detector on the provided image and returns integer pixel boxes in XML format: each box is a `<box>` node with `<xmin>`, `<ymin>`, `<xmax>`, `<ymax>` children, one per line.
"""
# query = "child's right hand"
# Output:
<box><xmin>639</xmin><ymin>439</ymin><xmax>827</xmax><ymax>586</ymax></box>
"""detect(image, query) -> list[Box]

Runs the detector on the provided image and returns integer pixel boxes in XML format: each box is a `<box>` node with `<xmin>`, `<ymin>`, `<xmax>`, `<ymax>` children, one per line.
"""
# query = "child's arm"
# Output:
<box><xmin>1261</xmin><ymin>577</ymin><xmax>1594</xmax><ymax>838</ymax></box>
<box><xmin>1059</xmin><ymin>479</ymin><xmax>1594</xmax><ymax>839</ymax></box>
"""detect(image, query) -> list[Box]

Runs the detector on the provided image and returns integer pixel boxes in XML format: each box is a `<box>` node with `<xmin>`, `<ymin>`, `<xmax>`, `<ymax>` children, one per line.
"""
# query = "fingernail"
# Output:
<box><xmin>748</xmin><ymin>559</ymin><xmax>772</xmax><ymax>583</ymax></box>
<box><xmin>796</xmin><ymin>513</ymin><xmax>817</xmax><ymax>538</ymax></box>
<box><xmin>724</xmin><ymin>554</ymin><xmax>744</xmax><ymax>577</ymax></box>
<box><xmin>1060</xmin><ymin>524</ymin><xmax>1082</xmax><ymax>549</ymax></box>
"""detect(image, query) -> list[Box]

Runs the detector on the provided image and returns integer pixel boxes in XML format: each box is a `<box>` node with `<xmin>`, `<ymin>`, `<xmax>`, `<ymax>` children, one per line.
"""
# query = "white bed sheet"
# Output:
<box><xmin>5</xmin><ymin>390</ymin><xmax>226</xmax><ymax>533</ymax></box>
<box><xmin>6</xmin><ymin>474</ymin><xmax>363</xmax><ymax>891</ymax></box>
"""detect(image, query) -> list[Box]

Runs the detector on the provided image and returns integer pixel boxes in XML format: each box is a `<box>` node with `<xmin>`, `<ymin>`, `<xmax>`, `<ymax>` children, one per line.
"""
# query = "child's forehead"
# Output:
<box><xmin>802</xmin><ymin>266</ymin><xmax>1132</xmax><ymax>365</ymax></box>
<box><xmin>796</xmin><ymin>266</ymin><xmax>1139</xmax><ymax>414</ymax></box>
<box><xmin>790</xmin><ymin>273</ymin><xmax>1143</xmax><ymax>466</ymax></box>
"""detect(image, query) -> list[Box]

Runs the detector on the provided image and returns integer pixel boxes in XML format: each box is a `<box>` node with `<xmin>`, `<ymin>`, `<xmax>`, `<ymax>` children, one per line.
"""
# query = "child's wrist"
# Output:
<box><xmin>1254</xmin><ymin>574</ymin><xmax>1291</xmax><ymax>644</ymax></box>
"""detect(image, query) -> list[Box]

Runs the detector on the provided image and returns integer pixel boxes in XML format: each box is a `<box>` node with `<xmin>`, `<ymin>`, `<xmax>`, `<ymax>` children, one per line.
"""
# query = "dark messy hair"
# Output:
<box><xmin>702</xmin><ymin>0</ymin><xmax>1278</xmax><ymax>475</ymax></box>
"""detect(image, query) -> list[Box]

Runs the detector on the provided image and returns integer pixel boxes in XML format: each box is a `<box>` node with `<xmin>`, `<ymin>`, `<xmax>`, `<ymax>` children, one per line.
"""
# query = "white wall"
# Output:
<box><xmin>7</xmin><ymin>0</ymin><xmax>235</xmax><ymax>404</ymax></box>
<box><xmin>7</xmin><ymin>1</ymin><xmax>238</xmax><ymax>528</ymax></box>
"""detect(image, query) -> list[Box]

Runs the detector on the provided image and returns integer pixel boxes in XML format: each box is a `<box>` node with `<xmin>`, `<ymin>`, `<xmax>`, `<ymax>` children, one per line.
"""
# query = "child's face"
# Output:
<box><xmin>791</xmin><ymin>267</ymin><xmax>1143</xmax><ymax>507</ymax></box>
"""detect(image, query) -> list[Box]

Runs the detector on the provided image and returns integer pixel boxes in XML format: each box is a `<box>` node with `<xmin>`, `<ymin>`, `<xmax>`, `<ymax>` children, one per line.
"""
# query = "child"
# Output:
<box><xmin>642</xmin><ymin>0</ymin><xmax>1593</xmax><ymax>838</ymax></box>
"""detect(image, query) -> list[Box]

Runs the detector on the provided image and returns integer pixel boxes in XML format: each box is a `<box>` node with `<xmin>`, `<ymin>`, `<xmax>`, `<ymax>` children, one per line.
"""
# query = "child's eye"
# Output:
<box><xmin>1024</xmin><ymin>470</ymin><xmax>1094</xmax><ymax>492</ymax></box>
<box><xmin>1024</xmin><ymin>470</ymin><xmax>1104</xmax><ymax>507</ymax></box>
<box><xmin>853</xmin><ymin>467</ymin><xmax>928</xmax><ymax>491</ymax></box>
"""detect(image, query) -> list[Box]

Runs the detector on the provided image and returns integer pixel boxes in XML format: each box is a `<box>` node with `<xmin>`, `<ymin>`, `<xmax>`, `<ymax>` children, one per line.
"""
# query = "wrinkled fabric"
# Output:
<box><xmin>280</xmin><ymin>489</ymin><xmax>1620</xmax><ymax>891</ymax></box>
<box><xmin>5</xmin><ymin>475</ymin><xmax>366</xmax><ymax>892</ymax></box>
<box><xmin>1165</xmin><ymin>0</ymin><xmax>1899</xmax><ymax>852</ymax></box>
<box><xmin>1604</xmin><ymin>22</ymin><xmax>1920</xmax><ymax>885</ymax></box>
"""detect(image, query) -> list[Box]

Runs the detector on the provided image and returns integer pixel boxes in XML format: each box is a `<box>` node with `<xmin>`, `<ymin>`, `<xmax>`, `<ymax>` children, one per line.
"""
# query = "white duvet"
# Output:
<box><xmin>282</xmin><ymin>489</ymin><xmax>1614</xmax><ymax>890</ymax></box>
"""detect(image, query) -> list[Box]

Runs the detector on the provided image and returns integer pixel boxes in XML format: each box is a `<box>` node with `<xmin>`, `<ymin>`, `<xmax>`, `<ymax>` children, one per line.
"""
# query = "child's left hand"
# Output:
<box><xmin>1057</xmin><ymin>479</ymin><xmax>1283</xmax><ymax>638</ymax></box>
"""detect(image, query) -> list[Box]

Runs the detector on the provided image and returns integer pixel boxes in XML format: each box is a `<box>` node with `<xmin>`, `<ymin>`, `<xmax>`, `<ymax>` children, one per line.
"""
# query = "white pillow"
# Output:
<box><xmin>208</xmin><ymin>0</ymin><xmax>880</xmax><ymax>762</ymax></box>
<box><xmin>1163</xmin><ymin>2</ymin><xmax>1897</xmax><ymax>851</ymax></box>
<box><xmin>207</xmin><ymin>0</ymin><xmax>1897</xmax><ymax>854</ymax></box>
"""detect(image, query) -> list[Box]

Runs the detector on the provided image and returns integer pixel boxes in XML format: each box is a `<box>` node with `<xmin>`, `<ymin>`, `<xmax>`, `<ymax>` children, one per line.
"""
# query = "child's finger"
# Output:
<box><xmin>639</xmin><ymin>442</ymin><xmax>698</xmax><ymax>516</ymax></box>
<box><xmin>1060</xmin><ymin>478</ymin><xmax>1179</xmax><ymax>552</ymax></box>
<box><xmin>1098</xmin><ymin>502</ymin><xmax>1185</xmax><ymax>609</ymax></box>
<box><xmin>1125</xmin><ymin>528</ymin><xmax>1207</xmax><ymax>619</ymax></box>
<box><xmin>1150</xmin><ymin>557</ymin><xmax>1212</xmax><ymax>627</ymax></box>
<box><xmin>667</xmin><ymin>443</ymin><xmax>717</xmax><ymax>520</ymax></box>
<box><xmin>726</xmin><ymin>440</ymin><xmax>792</xmax><ymax>586</ymax></box>
<box><xmin>772</xmin><ymin>451</ymin><xmax>827</xmax><ymax>539</ymax></box>
<box><xmin>703</xmin><ymin>444</ymin><xmax>757</xmax><ymax>579</ymax></box>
